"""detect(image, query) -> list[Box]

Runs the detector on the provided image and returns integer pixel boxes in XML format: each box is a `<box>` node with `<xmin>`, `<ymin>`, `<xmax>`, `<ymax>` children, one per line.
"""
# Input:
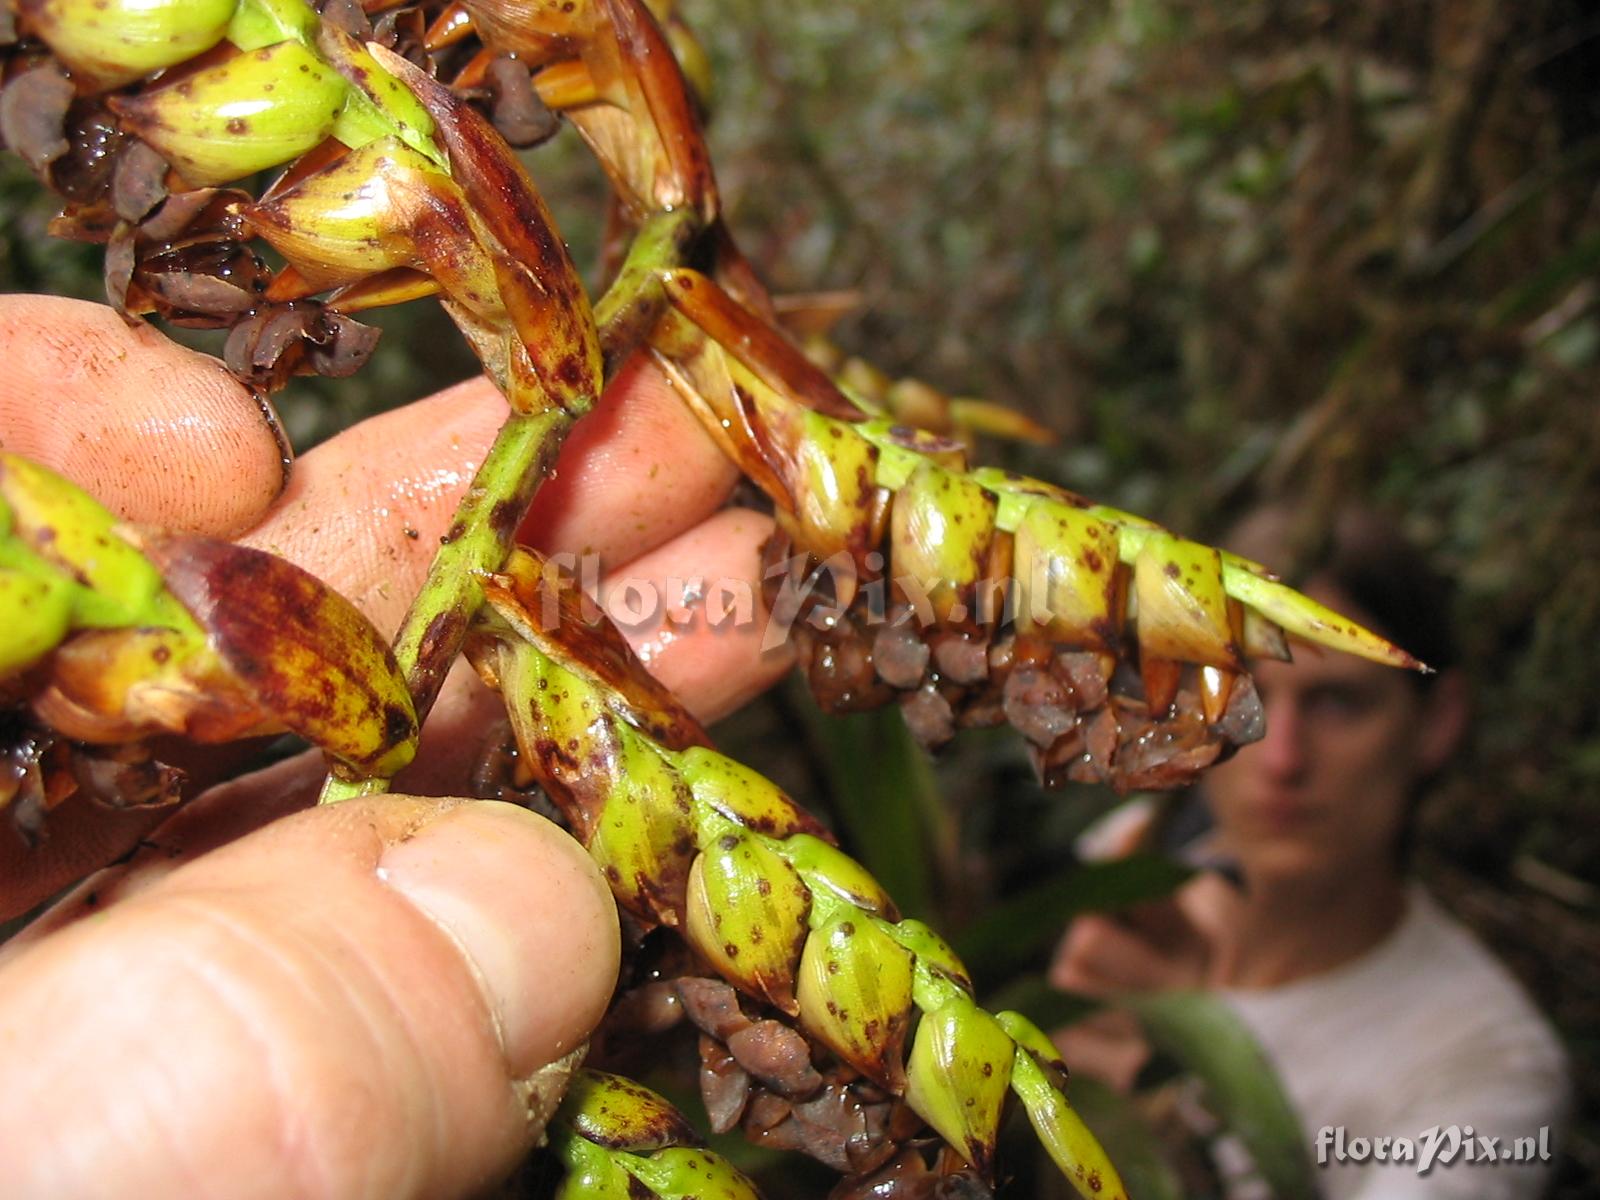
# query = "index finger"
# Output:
<box><xmin>0</xmin><ymin>295</ymin><xmax>288</xmax><ymax>536</ymax></box>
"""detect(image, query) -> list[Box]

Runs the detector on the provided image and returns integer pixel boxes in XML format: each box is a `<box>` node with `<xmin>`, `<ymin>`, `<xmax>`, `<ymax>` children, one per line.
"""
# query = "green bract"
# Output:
<box><xmin>0</xmin><ymin>567</ymin><xmax>72</xmax><ymax>677</ymax></box>
<box><xmin>469</xmin><ymin>550</ymin><xmax>1131</xmax><ymax>1199</ymax></box>
<box><xmin>905</xmin><ymin>1000</ymin><xmax>1015</xmax><ymax>1176</ymax></box>
<box><xmin>552</xmin><ymin>1072</ymin><xmax>761</xmax><ymax>1200</ymax></box>
<box><xmin>20</xmin><ymin>0</ymin><xmax>236</xmax><ymax>87</ymax></box>
<box><xmin>795</xmin><ymin>912</ymin><xmax>914</xmax><ymax>1089</ymax></box>
<box><xmin>0</xmin><ymin>454</ymin><xmax>415</xmax><ymax>775</ymax></box>
<box><xmin>112</xmin><ymin>41</ymin><xmax>348</xmax><ymax>187</ymax></box>
<box><xmin>0</xmin><ymin>456</ymin><xmax>194</xmax><ymax>632</ymax></box>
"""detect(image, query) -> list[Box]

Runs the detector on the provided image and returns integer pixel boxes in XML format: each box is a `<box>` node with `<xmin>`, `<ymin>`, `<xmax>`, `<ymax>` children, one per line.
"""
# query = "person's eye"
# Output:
<box><xmin>1304</xmin><ymin>685</ymin><xmax>1375</xmax><ymax>721</ymax></box>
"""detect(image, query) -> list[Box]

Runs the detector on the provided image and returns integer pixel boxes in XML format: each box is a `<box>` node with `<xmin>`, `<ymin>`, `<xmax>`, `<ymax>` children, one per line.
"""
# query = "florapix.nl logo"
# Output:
<box><xmin>1315</xmin><ymin>1125</ymin><xmax>1554</xmax><ymax>1176</ymax></box>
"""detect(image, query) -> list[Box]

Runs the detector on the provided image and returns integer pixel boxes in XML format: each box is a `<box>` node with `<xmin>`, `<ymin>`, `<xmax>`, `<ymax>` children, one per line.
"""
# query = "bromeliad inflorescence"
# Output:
<box><xmin>0</xmin><ymin>452</ymin><xmax>418</xmax><ymax>836</ymax></box>
<box><xmin>647</xmin><ymin>266</ymin><xmax>1420</xmax><ymax>791</ymax></box>
<box><xmin>467</xmin><ymin>548</ymin><xmax>1125</xmax><ymax>1195</ymax></box>
<box><xmin>0</xmin><ymin>0</ymin><xmax>1427</xmax><ymax>1196</ymax></box>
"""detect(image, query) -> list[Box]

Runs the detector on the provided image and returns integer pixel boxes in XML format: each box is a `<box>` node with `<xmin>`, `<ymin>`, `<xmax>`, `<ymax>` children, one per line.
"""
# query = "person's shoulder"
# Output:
<box><xmin>1400</xmin><ymin>891</ymin><xmax>1541</xmax><ymax>1007</ymax></box>
<box><xmin>1390</xmin><ymin>887</ymin><xmax>1568</xmax><ymax>1075</ymax></box>
<box><xmin>1315</xmin><ymin>887</ymin><xmax>1570</xmax><ymax>1152</ymax></box>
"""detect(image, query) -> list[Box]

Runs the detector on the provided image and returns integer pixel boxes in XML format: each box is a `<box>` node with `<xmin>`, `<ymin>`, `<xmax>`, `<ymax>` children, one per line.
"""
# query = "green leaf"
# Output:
<box><xmin>982</xmin><ymin>974</ymin><xmax>1098</xmax><ymax>1033</ymax></box>
<box><xmin>1123</xmin><ymin>989</ymin><xmax>1317</xmax><ymax>1199</ymax></box>
<box><xmin>953</xmin><ymin>856</ymin><xmax>1192</xmax><ymax>985</ymax></box>
<box><xmin>801</xmin><ymin>696</ymin><xmax>941</xmax><ymax>920</ymax></box>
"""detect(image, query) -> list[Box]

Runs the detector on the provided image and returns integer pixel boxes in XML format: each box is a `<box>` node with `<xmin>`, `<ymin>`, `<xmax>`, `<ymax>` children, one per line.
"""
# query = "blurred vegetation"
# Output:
<box><xmin>3</xmin><ymin>0</ymin><xmax>1598</xmax><ymax>1192</ymax></box>
<box><xmin>674</xmin><ymin>2</ymin><xmax>1600</xmax><ymax>1189</ymax></box>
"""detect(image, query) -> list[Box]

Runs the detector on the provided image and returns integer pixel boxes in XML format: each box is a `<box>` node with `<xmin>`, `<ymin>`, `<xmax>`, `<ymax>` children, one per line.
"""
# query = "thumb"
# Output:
<box><xmin>0</xmin><ymin>797</ymin><xmax>620</xmax><ymax>1200</ymax></box>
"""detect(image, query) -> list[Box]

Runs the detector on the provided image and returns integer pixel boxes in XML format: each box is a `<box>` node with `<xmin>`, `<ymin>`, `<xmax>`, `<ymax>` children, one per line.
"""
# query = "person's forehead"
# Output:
<box><xmin>1252</xmin><ymin>641</ymin><xmax>1399</xmax><ymax>691</ymax></box>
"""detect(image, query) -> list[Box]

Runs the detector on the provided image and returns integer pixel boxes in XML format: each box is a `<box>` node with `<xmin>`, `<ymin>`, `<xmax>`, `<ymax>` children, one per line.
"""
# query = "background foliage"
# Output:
<box><xmin>677</xmin><ymin>3</ymin><xmax>1600</xmax><ymax>1189</ymax></box>
<box><xmin>3</xmin><ymin>0</ymin><xmax>1597</xmax><ymax>1192</ymax></box>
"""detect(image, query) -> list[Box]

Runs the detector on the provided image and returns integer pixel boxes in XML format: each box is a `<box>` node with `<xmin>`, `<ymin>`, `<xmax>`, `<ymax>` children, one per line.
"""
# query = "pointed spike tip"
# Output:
<box><xmin>1223</xmin><ymin>563</ymin><xmax>1428</xmax><ymax>673</ymax></box>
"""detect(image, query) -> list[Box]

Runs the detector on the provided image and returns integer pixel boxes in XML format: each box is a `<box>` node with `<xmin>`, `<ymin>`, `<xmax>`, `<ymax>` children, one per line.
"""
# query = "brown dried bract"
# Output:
<box><xmin>224</xmin><ymin>302</ymin><xmax>382</xmax><ymax>390</ymax></box>
<box><xmin>484</xmin><ymin>55</ymin><xmax>562</xmax><ymax>147</ymax></box>
<box><xmin>773</xmin><ymin>549</ymin><xmax>1267</xmax><ymax>792</ymax></box>
<box><xmin>831</xmin><ymin>1149</ymin><xmax>995</xmax><ymax>1200</ymax></box>
<box><xmin>673</xmin><ymin>976</ymin><xmax>920</xmax><ymax>1178</ymax></box>
<box><xmin>1</xmin><ymin>712</ymin><xmax>182</xmax><ymax>847</ymax></box>
<box><xmin>0</xmin><ymin>61</ymin><xmax>73</xmax><ymax>178</ymax></box>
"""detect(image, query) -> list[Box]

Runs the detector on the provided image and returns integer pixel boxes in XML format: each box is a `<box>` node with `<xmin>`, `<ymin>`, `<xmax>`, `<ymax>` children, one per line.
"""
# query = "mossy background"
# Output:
<box><xmin>3</xmin><ymin>0</ymin><xmax>1597</xmax><ymax>1192</ymax></box>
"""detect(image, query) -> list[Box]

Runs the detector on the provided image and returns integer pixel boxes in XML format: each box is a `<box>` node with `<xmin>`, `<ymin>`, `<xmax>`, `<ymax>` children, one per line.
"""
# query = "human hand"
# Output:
<box><xmin>1048</xmin><ymin>894</ymin><xmax>1214</xmax><ymax>997</ymax></box>
<box><xmin>1046</xmin><ymin>900</ymin><xmax>1205</xmax><ymax>1093</ymax></box>
<box><xmin>0</xmin><ymin>294</ymin><xmax>794</xmax><ymax>1197</ymax></box>
<box><xmin>1047</xmin><ymin>877</ymin><xmax>1238</xmax><ymax>1092</ymax></box>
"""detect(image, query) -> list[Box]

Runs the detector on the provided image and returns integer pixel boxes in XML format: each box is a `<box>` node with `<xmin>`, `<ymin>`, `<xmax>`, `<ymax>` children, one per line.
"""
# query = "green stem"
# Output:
<box><xmin>319</xmin><ymin>208</ymin><xmax>703</xmax><ymax>804</ymax></box>
<box><xmin>592</xmin><ymin>209</ymin><xmax>703</xmax><ymax>377</ymax></box>
<box><xmin>320</xmin><ymin>406</ymin><xmax>572</xmax><ymax>802</ymax></box>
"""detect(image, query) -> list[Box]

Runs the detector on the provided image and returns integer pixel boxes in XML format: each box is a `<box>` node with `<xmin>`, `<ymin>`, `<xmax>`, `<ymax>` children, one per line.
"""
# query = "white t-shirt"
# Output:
<box><xmin>1217</xmin><ymin>887</ymin><xmax>1570</xmax><ymax>1199</ymax></box>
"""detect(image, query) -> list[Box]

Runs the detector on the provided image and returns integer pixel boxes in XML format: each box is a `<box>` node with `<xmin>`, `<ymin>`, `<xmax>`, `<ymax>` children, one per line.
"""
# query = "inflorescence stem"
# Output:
<box><xmin>318</xmin><ymin>209</ymin><xmax>700</xmax><ymax>803</ymax></box>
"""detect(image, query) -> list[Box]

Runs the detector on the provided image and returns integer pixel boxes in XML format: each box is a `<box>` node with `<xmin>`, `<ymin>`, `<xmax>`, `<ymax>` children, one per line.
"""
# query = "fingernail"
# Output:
<box><xmin>376</xmin><ymin>801</ymin><xmax>619</xmax><ymax>1077</ymax></box>
<box><xmin>246</xmin><ymin>384</ymin><xmax>294</xmax><ymax>492</ymax></box>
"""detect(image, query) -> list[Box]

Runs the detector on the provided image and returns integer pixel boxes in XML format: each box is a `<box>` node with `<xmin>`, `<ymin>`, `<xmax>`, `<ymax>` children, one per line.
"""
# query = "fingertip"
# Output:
<box><xmin>243</xmin><ymin>376</ymin><xmax>509</xmax><ymax>633</ymax></box>
<box><xmin>376</xmin><ymin>800</ymin><xmax>621</xmax><ymax>1076</ymax></box>
<box><xmin>0</xmin><ymin>789</ymin><xmax>169</xmax><ymax>924</ymax></box>
<box><xmin>0</xmin><ymin>295</ymin><xmax>287</xmax><ymax>536</ymax></box>
<box><xmin>523</xmin><ymin>356</ymin><xmax>738</xmax><ymax>566</ymax></box>
<box><xmin>603</xmin><ymin>507</ymin><xmax>795</xmax><ymax>722</ymax></box>
<box><xmin>237</xmin><ymin>358</ymin><xmax>733</xmax><ymax>633</ymax></box>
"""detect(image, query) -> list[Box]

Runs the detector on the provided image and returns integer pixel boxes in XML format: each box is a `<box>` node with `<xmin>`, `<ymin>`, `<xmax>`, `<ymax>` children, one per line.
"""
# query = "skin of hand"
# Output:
<box><xmin>1047</xmin><ymin>881</ymin><xmax>1235</xmax><ymax>1091</ymax></box>
<box><xmin>0</xmin><ymin>294</ymin><xmax>797</xmax><ymax>1199</ymax></box>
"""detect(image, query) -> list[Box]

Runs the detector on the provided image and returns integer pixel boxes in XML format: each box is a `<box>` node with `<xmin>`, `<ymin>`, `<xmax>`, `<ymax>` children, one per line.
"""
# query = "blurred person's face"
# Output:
<box><xmin>1203</xmin><ymin>580</ymin><xmax>1465</xmax><ymax>889</ymax></box>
